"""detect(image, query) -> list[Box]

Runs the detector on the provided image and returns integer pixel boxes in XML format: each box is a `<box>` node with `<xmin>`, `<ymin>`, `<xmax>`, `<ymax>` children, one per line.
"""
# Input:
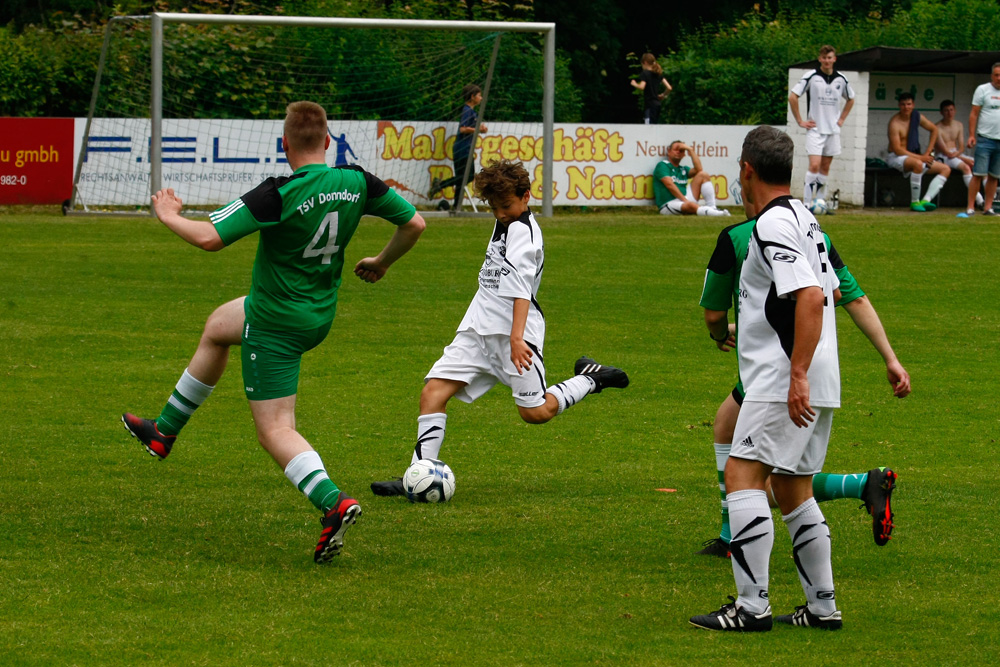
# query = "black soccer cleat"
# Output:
<box><xmin>861</xmin><ymin>467</ymin><xmax>896</xmax><ymax>546</ymax></box>
<box><xmin>370</xmin><ymin>478</ymin><xmax>405</xmax><ymax>497</ymax></box>
<box><xmin>690</xmin><ymin>596</ymin><xmax>772</xmax><ymax>632</ymax></box>
<box><xmin>776</xmin><ymin>604</ymin><xmax>843</xmax><ymax>630</ymax></box>
<box><xmin>427</xmin><ymin>177</ymin><xmax>442</xmax><ymax>200</ymax></box>
<box><xmin>696</xmin><ymin>537</ymin><xmax>731</xmax><ymax>559</ymax></box>
<box><xmin>574</xmin><ymin>356</ymin><xmax>629</xmax><ymax>393</ymax></box>
<box><xmin>121</xmin><ymin>413</ymin><xmax>175</xmax><ymax>460</ymax></box>
<box><xmin>315</xmin><ymin>494</ymin><xmax>362</xmax><ymax>563</ymax></box>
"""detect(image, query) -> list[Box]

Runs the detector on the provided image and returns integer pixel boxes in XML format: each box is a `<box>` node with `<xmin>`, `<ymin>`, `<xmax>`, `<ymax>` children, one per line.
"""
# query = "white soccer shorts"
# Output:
<box><xmin>425</xmin><ymin>330</ymin><xmax>548</xmax><ymax>408</ymax></box>
<box><xmin>729</xmin><ymin>400</ymin><xmax>834</xmax><ymax>475</ymax></box>
<box><xmin>804</xmin><ymin>129</ymin><xmax>841</xmax><ymax>157</ymax></box>
<box><xmin>935</xmin><ymin>153</ymin><xmax>972</xmax><ymax>170</ymax></box>
<box><xmin>658</xmin><ymin>199</ymin><xmax>686</xmax><ymax>215</ymax></box>
<box><xmin>886</xmin><ymin>152</ymin><xmax>910</xmax><ymax>173</ymax></box>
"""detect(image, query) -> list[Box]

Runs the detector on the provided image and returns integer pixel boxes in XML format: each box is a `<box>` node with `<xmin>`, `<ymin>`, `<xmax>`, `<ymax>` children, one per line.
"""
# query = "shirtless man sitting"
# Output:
<box><xmin>936</xmin><ymin>99</ymin><xmax>985</xmax><ymax>210</ymax></box>
<box><xmin>888</xmin><ymin>92</ymin><xmax>950</xmax><ymax>212</ymax></box>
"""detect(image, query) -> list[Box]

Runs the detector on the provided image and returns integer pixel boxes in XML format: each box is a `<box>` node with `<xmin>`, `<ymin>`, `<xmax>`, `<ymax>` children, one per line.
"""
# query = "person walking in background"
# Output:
<box><xmin>631</xmin><ymin>53</ymin><xmax>672</xmax><ymax>125</ymax></box>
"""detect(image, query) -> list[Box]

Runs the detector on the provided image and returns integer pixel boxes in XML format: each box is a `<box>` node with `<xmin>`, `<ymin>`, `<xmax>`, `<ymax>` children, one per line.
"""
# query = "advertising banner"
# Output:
<box><xmin>0</xmin><ymin>118</ymin><xmax>75</xmax><ymax>205</ymax></box>
<box><xmin>69</xmin><ymin>118</ymin><xmax>755</xmax><ymax>209</ymax></box>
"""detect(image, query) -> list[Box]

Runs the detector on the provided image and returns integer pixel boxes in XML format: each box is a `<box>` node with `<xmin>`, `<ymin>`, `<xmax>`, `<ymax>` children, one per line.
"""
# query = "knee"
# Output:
<box><xmin>518</xmin><ymin>404</ymin><xmax>555</xmax><ymax>424</ymax></box>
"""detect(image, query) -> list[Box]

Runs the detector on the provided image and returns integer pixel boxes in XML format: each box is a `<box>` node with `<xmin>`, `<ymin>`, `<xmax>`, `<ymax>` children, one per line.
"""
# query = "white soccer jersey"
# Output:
<box><xmin>457</xmin><ymin>210</ymin><xmax>546</xmax><ymax>349</ymax></box>
<box><xmin>737</xmin><ymin>196</ymin><xmax>840</xmax><ymax>407</ymax></box>
<box><xmin>791</xmin><ymin>69</ymin><xmax>855</xmax><ymax>135</ymax></box>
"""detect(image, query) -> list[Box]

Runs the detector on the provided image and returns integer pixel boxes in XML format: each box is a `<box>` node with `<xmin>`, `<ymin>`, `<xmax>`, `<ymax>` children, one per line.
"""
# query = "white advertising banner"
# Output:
<box><xmin>74</xmin><ymin>118</ymin><xmax>755</xmax><ymax>208</ymax></box>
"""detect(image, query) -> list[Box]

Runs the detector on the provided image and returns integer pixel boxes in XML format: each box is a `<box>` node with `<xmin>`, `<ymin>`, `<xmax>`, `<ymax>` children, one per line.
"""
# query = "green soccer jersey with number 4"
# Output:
<box><xmin>210</xmin><ymin>163</ymin><xmax>416</xmax><ymax>330</ymax></box>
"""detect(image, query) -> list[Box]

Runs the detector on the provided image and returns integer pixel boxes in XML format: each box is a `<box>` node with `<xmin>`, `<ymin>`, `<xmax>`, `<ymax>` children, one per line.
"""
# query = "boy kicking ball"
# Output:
<box><xmin>372</xmin><ymin>160</ymin><xmax>629</xmax><ymax>497</ymax></box>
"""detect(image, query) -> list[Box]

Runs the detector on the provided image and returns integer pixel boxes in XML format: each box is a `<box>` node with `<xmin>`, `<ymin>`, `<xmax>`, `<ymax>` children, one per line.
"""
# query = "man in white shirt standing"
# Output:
<box><xmin>789</xmin><ymin>45</ymin><xmax>855</xmax><ymax>211</ymax></box>
<box><xmin>964</xmin><ymin>62</ymin><xmax>1000</xmax><ymax>216</ymax></box>
<box><xmin>691</xmin><ymin>126</ymin><xmax>844</xmax><ymax>633</ymax></box>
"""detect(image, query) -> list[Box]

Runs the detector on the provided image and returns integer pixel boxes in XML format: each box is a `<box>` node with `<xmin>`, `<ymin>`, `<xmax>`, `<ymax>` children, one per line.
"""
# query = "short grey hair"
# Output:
<box><xmin>740</xmin><ymin>126</ymin><xmax>793</xmax><ymax>185</ymax></box>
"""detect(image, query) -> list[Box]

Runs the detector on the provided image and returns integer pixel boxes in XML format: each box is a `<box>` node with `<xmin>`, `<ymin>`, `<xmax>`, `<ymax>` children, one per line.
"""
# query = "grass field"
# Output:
<box><xmin>1</xmin><ymin>207</ymin><xmax>998</xmax><ymax>665</ymax></box>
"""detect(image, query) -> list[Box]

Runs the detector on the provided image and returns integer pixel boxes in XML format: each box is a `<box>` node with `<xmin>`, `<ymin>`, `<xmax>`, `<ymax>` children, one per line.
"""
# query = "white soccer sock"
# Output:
<box><xmin>803</xmin><ymin>171</ymin><xmax>819</xmax><ymax>204</ymax></box>
<box><xmin>728</xmin><ymin>489</ymin><xmax>773</xmax><ymax>614</ymax></box>
<box><xmin>964</xmin><ymin>173</ymin><xmax>986</xmax><ymax>205</ymax></box>
<box><xmin>923</xmin><ymin>174</ymin><xmax>948</xmax><ymax>202</ymax></box>
<box><xmin>412</xmin><ymin>413</ymin><xmax>447</xmax><ymax>464</ymax></box>
<box><xmin>178</xmin><ymin>368</ymin><xmax>214</xmax><ymax>404</ymax></box>
<box><xmin>696</xmin><ymin>206</ymin><xmax>729</xmax><ymax>216</ymax></box>
<box><xmin>547</xmin><ymin>375</ymin><xmax>595</xmax><ymax>415</ymax></box>
<box><xmin>815</xmin><ymin>174</ymin><xmax>828</xmax><ymax>200</ymax></box>
<box><xmin>284</xmin><ymin>450</ymin><xmax>328</xmax><ymax>493</ymax></box>
<box><xmin>909</xmin><ymin>172</ymin><xmax>923</xmax><ymax>202</ymax></box>
<box><xmin>700</xmin><ymin>181</ymin><xmax>717</xmax><ymax>208</ymax></box>
<box><xmin>783</xmin><ymin>497</ymin><xmax>837</xmax><ymax>616</ymax></box>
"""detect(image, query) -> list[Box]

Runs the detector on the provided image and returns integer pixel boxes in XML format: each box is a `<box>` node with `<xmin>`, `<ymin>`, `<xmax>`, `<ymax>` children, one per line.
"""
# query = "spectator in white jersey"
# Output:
<box><xmin>789</xmin><ymin>45</ymin><xmax>855</xmax><ymax>212</ymax></box>
<box><xmin>887</xmin><ymin>92</ymin><xmax>951</xmax><ymax>212</ymax></box>
<box><xmin>936</xmin><ymin>99</ymin><xmax>986</xmax><ymax>216</ymax></box>
<box><xmin>653</xmin><ymin>141</ymin><xmax>731</xmax><ymax>217</ymax></box>
<box><xmin>963</xmin><ymin>62</ymin><xmax>1000</xmax><ymax>217</ymax></box>
<box><xmin>690</xmin><ymin>125</ymin><xmax>845</xmax><ymax>633</ymax></box>
<box><xmin>371</xmin><ymin>160</ymin><xmax>629</xmax><ymax>498</ymax></box>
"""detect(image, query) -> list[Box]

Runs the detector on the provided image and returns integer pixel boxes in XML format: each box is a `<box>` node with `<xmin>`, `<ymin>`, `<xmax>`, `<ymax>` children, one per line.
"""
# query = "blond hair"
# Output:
<box><xmin>284</xmin><ymin>101</ymin><xmax>328</xmax><ymax>152</ymax></box>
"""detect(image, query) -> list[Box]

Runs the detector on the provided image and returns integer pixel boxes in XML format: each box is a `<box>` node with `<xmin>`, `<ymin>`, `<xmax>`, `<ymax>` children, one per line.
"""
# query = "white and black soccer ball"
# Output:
<box><xmin>403</xmin><ymin>458</ymin><xmax>455</xmax><ymax>503</ymax></box>
<box><xmin>810</xmin><ymin>198</ymin><xmax>828</xmax><ymax>216</ymax></box>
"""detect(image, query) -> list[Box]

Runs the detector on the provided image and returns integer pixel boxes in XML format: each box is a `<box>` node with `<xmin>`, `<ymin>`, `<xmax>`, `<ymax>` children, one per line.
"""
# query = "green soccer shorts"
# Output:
<box><xmin>241</xmin><ymin>320</ymin><xmax>333</xmax><ymax>400</ymax></box>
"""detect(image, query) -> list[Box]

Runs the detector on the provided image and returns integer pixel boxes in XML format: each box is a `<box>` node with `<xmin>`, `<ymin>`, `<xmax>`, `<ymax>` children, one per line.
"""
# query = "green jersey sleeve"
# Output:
<box><xmin>209</xmin><ymin>177</ymin><xmax>287</xmax><ymax>245</ymax></box>
<box><xmin>825</xmin><ymin>235</ymin><xmax>865</xmax><ymax>306</ymax></box>
<box><xmin>354</xmin><ymin>168</ymin><xmax>416</xmax><ymax>225</ymax></box>
<box><xmin>699</xmin><ymin>225</ymin><xmax>739</xmax><ymax>310</ymax></box>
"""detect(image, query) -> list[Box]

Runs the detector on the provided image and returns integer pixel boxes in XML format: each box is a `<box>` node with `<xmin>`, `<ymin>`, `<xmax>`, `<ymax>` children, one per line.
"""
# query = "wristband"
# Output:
<box><xmin>710</xmin><ymin>331</ymin><xmax>729</xmax><ymax>342</ymax></box>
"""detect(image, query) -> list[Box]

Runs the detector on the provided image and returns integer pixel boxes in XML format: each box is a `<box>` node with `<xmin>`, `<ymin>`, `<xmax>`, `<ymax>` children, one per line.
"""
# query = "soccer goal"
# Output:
<box><xmin>69</xmin><ymin>13</ymin><xmax>555</xmax><ymax>217</ymax></box>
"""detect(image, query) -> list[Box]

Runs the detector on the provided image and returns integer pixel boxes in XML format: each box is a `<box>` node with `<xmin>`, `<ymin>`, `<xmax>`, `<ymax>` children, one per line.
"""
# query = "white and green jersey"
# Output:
<box><xmin>791</xmin><ymin>69</ymin><xmax>855</xmax><ymax>135</ymax></box>
<box><xmin>210</xmin><ymin>163</ymin><xmax>416</xmax><ymax>330</ymax></box>
<box><xmin>653</xmin><ymin>160</ymin><xmax>691</xmax><ymax>208</ymax></box>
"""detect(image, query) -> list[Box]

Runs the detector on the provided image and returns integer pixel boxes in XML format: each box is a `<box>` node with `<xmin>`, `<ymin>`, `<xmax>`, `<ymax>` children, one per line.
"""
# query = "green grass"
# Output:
<box><xmin>1</xmin><ymin>208</ymin><xmax>997</xmax><ymax>665</ymax></box>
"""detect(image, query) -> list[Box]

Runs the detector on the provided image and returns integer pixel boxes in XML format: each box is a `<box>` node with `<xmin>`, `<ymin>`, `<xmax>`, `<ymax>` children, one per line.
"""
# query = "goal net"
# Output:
<box><xmin>69</xmin><ymin>14</ymin><xmax>555</xmax><ymax>216</ymax></box>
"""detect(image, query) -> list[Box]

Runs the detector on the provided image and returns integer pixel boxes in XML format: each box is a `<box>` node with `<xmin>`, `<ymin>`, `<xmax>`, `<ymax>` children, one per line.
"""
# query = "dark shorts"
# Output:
<box><xmin>241</xmin><ymin>320</ymin><xmax>332</xmax><ymax>400</ymax></box>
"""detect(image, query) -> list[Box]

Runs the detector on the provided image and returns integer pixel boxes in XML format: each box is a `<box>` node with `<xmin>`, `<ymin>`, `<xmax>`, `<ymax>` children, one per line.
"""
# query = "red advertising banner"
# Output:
<box><xmin>0</xmin><ymin>118</ymin><xmax>75</xmax><ymax>205</ymax></box>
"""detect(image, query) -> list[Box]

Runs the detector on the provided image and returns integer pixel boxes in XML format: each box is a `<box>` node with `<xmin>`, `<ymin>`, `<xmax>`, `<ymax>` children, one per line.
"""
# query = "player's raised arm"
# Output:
<box><xmin>151</xmin><ymin>188</ymin><xmax>223</xmax><ymax>251</ymax></box>
<box><xmin>354</xmin><ymin>212</ymin><xmax>426</xmax><ymax>283</ymax></box>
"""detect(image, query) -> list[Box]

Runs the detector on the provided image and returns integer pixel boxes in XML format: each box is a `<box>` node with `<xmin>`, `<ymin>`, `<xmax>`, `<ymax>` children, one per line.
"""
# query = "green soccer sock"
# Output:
<box><xmin>813</xmin><ymin>472</ymin><xmax>868</xmax><ymax>502</ymax></box>
<box><xmin>156</xmin><ymin>368</ymin><xmax>214</xmax><ymax>436</ymax></box>
<box><xmin>714</xmin><ymin>443</ymin><xmax>732</xmax><ymax>543</ymax></box>
<box><xmin>284</xmin><ymin>451</ymin><xmax>342</xmax><ymax>513</ymax></box>
<box><xmin>299</xmin><ymin>471</ymin><xmax>341</xmax><ymax>513</ymax></box>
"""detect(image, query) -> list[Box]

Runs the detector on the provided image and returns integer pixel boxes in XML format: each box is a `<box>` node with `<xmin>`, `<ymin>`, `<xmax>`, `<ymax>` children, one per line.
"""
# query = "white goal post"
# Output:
<box><xmin>71</xmin><ymin>13</ymin><xmax>555</xmax><ymax>217</ymax></box>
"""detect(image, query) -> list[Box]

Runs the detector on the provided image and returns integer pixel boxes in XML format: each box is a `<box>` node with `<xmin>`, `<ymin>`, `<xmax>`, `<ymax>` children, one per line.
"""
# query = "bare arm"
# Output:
<box><xmin>968</xmin><ymin>105</ymin><xmax>982</xmax><ymax>148</ymax></box>
<box><xmin>631</xmin><ymin>79</ymin><xmax>646</xmax><ymax>90</ymax></box>
<box><xmin>920</xmin><ymin>115</ymin><xmax>940</xmax><ymax>158</ymax></box>
<box><xmin>151</xmin><ymin>188</ymin><xmax>224</xmax><ymax>251</ymax></box>
<box><xmin>510</xmin><ymin>298</ymin><xmax>533</xmax><ymax>374</ymax></box>
<box><xmin>353</xmin><ymin>213</ymin><xmax>426</xmax><ymax>283</ymax></box>
<box><xmin>787</xmin><ymin>286</ymin><xmax>825</xmax><ymax>427</ymax></box>
<box><xmin>788</xmin><ymin>92</ymin><xmax>815</xmax><ymax>129</ymax></box>
<box><xmin>841</xmin><ymin>296</ymin><xmax>911</xmax><ymax>397</ymax></box>
<box><xmin>704</xmin><ymin>309</ymin><xmax>735</xmax><ymax>351</ymax></box>
<box><xmin>659</xmin><ymin>176</ymin><xmax>691</xmax><ymax>203</ymax></box>
<box><xmin>686</xmin><ymin>146</ymin><xmax>704</xmax><ymax>180</ymax></box>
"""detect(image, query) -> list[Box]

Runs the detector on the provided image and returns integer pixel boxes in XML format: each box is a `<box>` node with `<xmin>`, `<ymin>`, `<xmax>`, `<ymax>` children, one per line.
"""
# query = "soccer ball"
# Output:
<box><xmin>403</xmin><ymin>458</ymin><xmax>455</xmax><ymax>503</ymax></box>
<box><xmin>809</xmin><ymin>198</ymin><xmax>828</xmax><ymax>216</ymax></box>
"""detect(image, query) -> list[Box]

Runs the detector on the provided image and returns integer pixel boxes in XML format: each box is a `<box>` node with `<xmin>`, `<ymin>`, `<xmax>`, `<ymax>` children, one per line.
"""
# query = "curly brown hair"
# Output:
<box><xmin>474</xmin><ymin>160</ymin><xmax>531</xmax><ymax>204</ymax></box>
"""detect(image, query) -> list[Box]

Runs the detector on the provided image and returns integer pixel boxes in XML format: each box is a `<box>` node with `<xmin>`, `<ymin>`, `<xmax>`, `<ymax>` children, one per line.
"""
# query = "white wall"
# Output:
<box><xmin>786</xmin><ymin>68</ymin><xmax>869</xmax><ymax>207</ymax></box>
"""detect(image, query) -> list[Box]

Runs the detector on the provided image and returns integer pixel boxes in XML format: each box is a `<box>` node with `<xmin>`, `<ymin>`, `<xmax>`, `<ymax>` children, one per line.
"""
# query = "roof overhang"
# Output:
<box><xmin>790</xmin><ymin>46</ymin><xmax>1000</xmax><ymax>74</ymax></box>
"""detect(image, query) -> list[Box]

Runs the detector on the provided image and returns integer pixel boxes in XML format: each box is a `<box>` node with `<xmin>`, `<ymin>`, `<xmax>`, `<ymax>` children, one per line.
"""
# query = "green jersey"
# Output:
<box><xmin>210</xmin><ymin>164</ymin><xmax>416</xmax><ymax>330</ymax></box>
<box><xmin>699</xmin><ymin>218</ymin><xmax>864</xmax><ymax>330</ymax></box>
<box><xmin>653</xmin><ymin>160</ymin><xmax>691</xmax><ymax>208</ymax></box>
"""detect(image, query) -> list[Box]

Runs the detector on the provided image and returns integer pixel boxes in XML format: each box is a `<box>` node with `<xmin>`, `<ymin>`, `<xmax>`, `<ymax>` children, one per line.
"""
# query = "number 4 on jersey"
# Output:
<box><xmin>303</xmin><ymin>212</ymin><xmax>341</xmax><ymax>264</ymax></box>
